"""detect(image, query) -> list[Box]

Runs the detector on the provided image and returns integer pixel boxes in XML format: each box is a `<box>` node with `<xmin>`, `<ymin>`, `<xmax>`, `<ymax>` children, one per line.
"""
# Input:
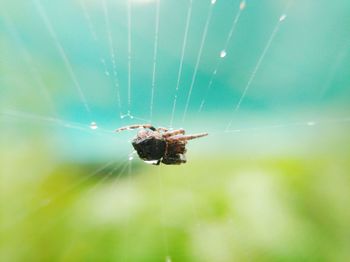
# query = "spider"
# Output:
<box><xmin>115</xmin><ymin>124</ymin><xmax>208</xmax><ymax>165</ymax></box>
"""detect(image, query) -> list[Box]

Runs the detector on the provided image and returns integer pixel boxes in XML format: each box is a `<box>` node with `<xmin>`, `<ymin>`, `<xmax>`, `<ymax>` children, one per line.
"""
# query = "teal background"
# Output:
<box><xmin>1</xmin><ymin>0</ymin><xmax>350</xmax><ymax>261</ymax></box>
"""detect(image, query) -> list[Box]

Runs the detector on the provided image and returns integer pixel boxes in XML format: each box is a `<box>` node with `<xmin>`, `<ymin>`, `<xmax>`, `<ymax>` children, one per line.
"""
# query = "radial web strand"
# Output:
<box><xmin>10</xmin><ymin>159</ymin><xmax>131</xmax><ymax>251</ymax></box>
<box><xmin>3</xmin><ymin>157</ymin><xmax>127</xmax><ymax>230</ymax></box>
<box><xmin>79</xmin><ymin>0</ymin><xmax>117</xmax><ymax>124</ymax></box>
<box><xmin>157</xmin><ymin>169</ymin><xmax>171</xmax><ymax>261</ymax></box>
<box><xmin>199</xmin><ymin>1</ymin><xmax>246</xmax><ymax>113</ymax></box>
<box><xmin>219</xmin><ymin>116</ymin><xmax>350</xmax><ymax>134</ymax></box>
<box><xmin>3</xmin><ymin>16</ymin><xmax>58</xmax><ymax>117</ymax></box>
<box><xmin>226</xmin><ymin>5</ymin><xmax>291</xmax><ymax>131</ymax></box>
<box><xmin>79</xmin><ymin>0</ymin><xmax>98</xmax><ymax>41</ymax></box>
<box><xmin>127</xmin><ymin>0</ymin><xmax>132</xmax><ymax>116</ymax></box>
<box><xmin>33</xmin><ymin>0</ymin><xmax>92</xmax><ymax>117</ymax></box>
<box><xmin>169</xmin><ymin>0</ymin><xmax>193</xmax><ymax>128</ymax></box>
<box><xmin>150</xmin><ymin>0</ymin><xmax>161</xmax><ymax>120</ymax></box>
<box><xmin>1</xmin><ymin>109</ymin><xmax>119</xmax><ymax>138</ymax></box>
<box><xmin>102</xmin><ymin>0</ymin><xmax>122</xmax><ymax>116</ymax></box>
<box><xmin>182</xmin><ymin>0</ymin><xmax>216</xmax><ymax>123</ymax></box>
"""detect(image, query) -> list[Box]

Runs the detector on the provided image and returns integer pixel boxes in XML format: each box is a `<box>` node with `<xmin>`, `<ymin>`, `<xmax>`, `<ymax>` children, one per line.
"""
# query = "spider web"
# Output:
<box><xmin>1</xmin><ymin>0</ymin><xmax>350</xmax><ymax>261</ymax></box>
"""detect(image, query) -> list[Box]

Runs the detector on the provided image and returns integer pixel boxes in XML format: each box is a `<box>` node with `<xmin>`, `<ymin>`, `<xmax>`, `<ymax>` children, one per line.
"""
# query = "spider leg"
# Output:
<box><xmin>115</xmin><ymin>124</ymin><xmax>156</xmax><ymax>132</ymax></box>
<box><xmin>167</xmin><ymin>132</ymin><xmax>208</xmax><ymax>141</ymax></box>
<box><xmin>163</xmin><ymin>129</ymin><xmax>185</xmax><ymax>138</ymax></box>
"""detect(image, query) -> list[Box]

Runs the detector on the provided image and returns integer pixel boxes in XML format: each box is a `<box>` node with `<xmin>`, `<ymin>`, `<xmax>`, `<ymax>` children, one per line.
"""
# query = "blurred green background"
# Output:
<box><xmin>1</xmin><ymin>0</ymin><xmax>350</xmax><ymax>261</ymax></box>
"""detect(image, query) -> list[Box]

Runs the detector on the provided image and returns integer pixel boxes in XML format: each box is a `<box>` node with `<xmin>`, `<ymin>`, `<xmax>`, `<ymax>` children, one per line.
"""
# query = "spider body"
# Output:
<box><xmin>116</xmin><ymin>124</ymin><xmax>208</xmax><ymax>165</ymax></box>
<box><xmin>131</xmin><ymin>134</ymin><xmax>166</xmax><ymax>161</ymax></box>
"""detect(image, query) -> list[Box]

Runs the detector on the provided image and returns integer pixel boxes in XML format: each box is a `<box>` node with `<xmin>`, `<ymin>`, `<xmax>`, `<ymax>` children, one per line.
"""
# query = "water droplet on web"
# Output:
<box><xmin>279</xmin><ymin>14</ymin><xmax>287</xmax><ymax>21</ymax></box>
<box><xmin>211</xmin><ymin>0</ymin><xmax>216</xmax><ymax>5</ymax></box>
<box><xmin>105</xmin><ymin>71</ymin><xmax>110</xmax><ymax>76</ymax></box>
<box><xmin>90</xmin><ymin>122</ymin><xmax>98</xmax><ymax>130</ymax></box>
<box><xmin>240</xmin><ymin>1</ymin><xmax>246</xmax><ymax>10</ymax></box>
<box><xmin>220</xmin><ymin>50</ymin><xmax>227</xmax><ymax>58</ymax></box>
<box><xmin>144</xmin><ymin>160</ymin><xmax>159</xmax><ymax>165</ymax></box>
<box><xmin>128</xmin><ymin>151</ymin><xmax>136</xmax><ymax>161</ymax></box>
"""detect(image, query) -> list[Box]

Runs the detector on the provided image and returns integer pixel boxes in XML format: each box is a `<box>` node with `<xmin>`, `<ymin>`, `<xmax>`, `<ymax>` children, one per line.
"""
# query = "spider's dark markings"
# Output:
<box><xmin>115</xmin><ymin>124</ymin><xmax>208</xmax><ymax>165</ymax></box>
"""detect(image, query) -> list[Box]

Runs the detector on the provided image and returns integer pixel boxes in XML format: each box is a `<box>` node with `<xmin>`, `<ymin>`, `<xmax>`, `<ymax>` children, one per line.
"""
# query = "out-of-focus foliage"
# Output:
<box><xmin>1</xmin><ymin>123</ymin><xmax>350</xmax><ymax>261</ymax></box>
<box><xmin>1</xmin><ymin>0</ymin><xmax>350</xmax><ymax>261</ymax></box>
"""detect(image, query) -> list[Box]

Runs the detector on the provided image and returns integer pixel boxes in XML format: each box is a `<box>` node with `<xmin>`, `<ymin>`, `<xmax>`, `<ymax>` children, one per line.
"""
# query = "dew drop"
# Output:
<box><xmin>144</xmin><ymin>160</ymin><xmax>159</xmax><ymax>165</ymax></box>
<box><xmin>128</xmin><ymin>156</ymin><xmax>134</xmax><ymax>161</ymax></box>
<box><xmin>279</xmin><ymin>14</ymin><xmax>287</xmax><ymax>21</ymax></box>
<box><xmin>220</xmin><ymin>50</ymin><xmax>227</xmax><ymax>58</ymax></box>
<box><xmin>211</xmin><ymin>0</ymin><xmax>216</xmax><ymax>5</ymax></box>
<box><xmin>90</xmin><ymin>122</ymin><xmax>98</xmax><ymax>130</ymax></box>
<box><xmin>307</xmin><ymin>121</ymin><xmax>315</xmax><ymax>126</ymax></box>
<box><xmin>240</xmin><ymin>1</ymin><xmax>246</xmax><ymax>10</ymax></box>
<box><xmin>165</xmin><ymin>256</ymin><xmax>172</xmax><ymax>262</ymax></box>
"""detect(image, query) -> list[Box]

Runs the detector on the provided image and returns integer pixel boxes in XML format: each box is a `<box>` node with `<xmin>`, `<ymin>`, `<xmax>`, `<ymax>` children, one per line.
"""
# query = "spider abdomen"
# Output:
<box><xmin>116</xmin><ymin>124</ymin><xmax>208</xmax><ymax>165</ymax></box>
<box><xmin>132</xmin><ymin>137</ymin><xmax>166</xmax><ymax>161</ymax></box>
